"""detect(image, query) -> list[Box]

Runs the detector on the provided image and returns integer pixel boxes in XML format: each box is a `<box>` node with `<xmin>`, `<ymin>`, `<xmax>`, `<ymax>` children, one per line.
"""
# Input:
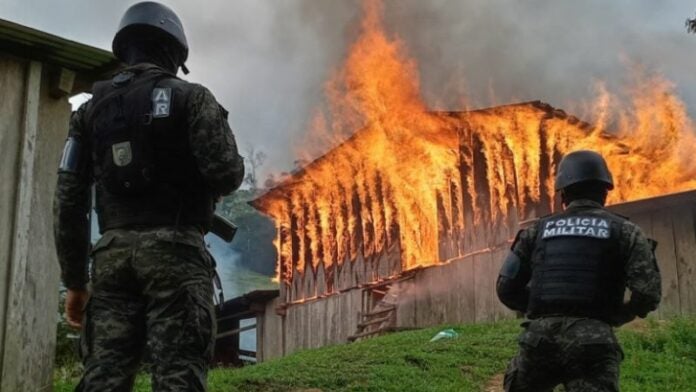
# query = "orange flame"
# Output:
<box><xmin>256</xmin><ymin>1</ymin><xmax>696</xmax><ymax>287</ymax></box>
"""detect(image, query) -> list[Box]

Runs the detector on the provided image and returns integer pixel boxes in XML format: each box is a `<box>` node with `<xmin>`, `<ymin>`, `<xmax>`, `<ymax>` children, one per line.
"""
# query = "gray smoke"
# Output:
<box><xmin>3</xmin><ymin>0</ymin><xmax>695</xmax><ymax>178</ymax></box>
<box><xmin>382</xmin><ymin>0</ymin><xmax>696</xmax><ymax>114</ymax></box>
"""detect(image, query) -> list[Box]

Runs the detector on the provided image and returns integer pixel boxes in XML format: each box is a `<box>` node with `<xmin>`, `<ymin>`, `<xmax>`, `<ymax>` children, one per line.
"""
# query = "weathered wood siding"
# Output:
<box><xmin>611</xmin><ymin>191</ymin><xmax>696</xmax><ymax>317</ymax></box>
<box><xmin>260</xmin><ymin>297</ymin><xmax>284</xmax><ymax>361</ymax></box>
<box><xmin>0</xmin><ymin>54</ymin><xmax>72</xmax><ymax>391</ymax></box>
<box><xmin>394</xmin><ymin>250</ymin><xmax>515</xmax><ymax>329</ymax></box>
<box><xmin>0</xmin><ymin>55</ymin><xmax>27</xmax><ymax>377</ymax></box>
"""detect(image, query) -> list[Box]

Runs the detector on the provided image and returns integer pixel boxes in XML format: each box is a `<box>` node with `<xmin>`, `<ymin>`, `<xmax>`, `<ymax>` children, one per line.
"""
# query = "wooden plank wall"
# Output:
<box><xmin>260</xmin><ymin>298</ymin><xmax>284</xmax><ymax>361</ymax></box>
<box><xmin>402</xmin><ymin>196</ymin><xmax>696</xmax><ymax>326</ymax></box>
<box><xmin>395</xmin><ymin>250</ymin><xmax>515</xmax><ymax>330</ymax></box>
<box><xmin>272</xmin><ymin>288</ymin><xmax>363</xmax><ymax>358</ymax></box>
<box><xmin>284</xmin><ymin>241</ymin><xmax>402</xmax><ymax>304</ymax></box>
<box><xmin>611</xmin><ymin>199</ymin><xmax>696</xmax><ymax>317</ymax></box>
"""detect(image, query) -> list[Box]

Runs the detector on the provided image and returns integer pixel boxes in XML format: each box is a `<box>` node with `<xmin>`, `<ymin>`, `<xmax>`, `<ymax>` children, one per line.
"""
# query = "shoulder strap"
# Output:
<box><xmin>85</xmin><ymin>72</ymin><xmax>172</xmax><ymax>130</ymax></box>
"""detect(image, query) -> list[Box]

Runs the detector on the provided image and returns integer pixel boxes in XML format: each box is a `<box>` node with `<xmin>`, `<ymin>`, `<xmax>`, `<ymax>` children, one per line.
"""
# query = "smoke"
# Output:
<box><xmin>3</xmin><ymin>0</ymin><xmax>696</xmax><ymax>178</ymax></box>
<box><xmin>381</xmin><ymin>0</ymin><xmax>696</xmax><ymax>114</ymax></box>
<box><xmin>247</xmin><ymin>0</ymin><xmax>696</xmax><ymax>173</ymax></box>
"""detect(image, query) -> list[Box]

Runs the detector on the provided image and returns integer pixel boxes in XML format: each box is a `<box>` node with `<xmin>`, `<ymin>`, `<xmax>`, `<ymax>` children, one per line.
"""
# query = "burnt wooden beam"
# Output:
<box><xmin>537</xmin><ymin>114</ymin><xmax>554</xmax><ymax>216</ymax></box>
<box><xmin>472</xmin><ymin>131</ymin><xmax>492</xmax><ymax>249</ymax></box>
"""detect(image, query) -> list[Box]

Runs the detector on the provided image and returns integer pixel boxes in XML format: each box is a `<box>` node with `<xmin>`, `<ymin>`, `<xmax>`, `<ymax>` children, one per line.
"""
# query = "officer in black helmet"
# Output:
<box><xmin>497</xmin><ymin>150</ymin><xmax>661</xmax><ymax>392</ymax></box>
<box><xmin>53</xmin><ymin>2</ymin><xmax>244</xmax><ymax>390</ymax></box>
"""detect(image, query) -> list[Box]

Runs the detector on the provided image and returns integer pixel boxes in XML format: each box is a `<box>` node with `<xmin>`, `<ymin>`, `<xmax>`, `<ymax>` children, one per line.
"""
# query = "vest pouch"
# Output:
<box><xmin>91</xmin><ymin>77</ymin><xmax>157</xmax><ymax>197</ymax></box>
<box><xmin>101</xmin><ymin>139</ymin><xmax>154</xmax><ymax>196</ymax></box>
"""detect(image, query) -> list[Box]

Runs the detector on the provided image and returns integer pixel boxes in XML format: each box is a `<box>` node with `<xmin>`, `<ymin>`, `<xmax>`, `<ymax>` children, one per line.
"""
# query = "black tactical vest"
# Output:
<box><xmin>86</xmin><ymin>67</ymin><xmax>214</xmax><ymax>232</ymax></box>
<box><xmin>527</xmin><ymin>205</ymin><xmax>626</xmax><ymax>322</ymax></box>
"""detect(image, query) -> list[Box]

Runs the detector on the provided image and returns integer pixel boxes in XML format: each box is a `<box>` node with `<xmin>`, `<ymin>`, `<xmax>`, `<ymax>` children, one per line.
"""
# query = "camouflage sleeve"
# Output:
<box><xmin>53</xmin><ymin>103</ymin><xmax>92</xmax><ymax>290</ymax></box>
<box><xmin>512</xmin><ymin>222</ymin><xmax>538</xmax><ymax>262</ymax></box>
<box><xmin>496</xmin><ymin>223</ymin><xmax>537</xmax><ymax>312</ymax></box>
<box><xmin>621</xmin><ymin>221</ymin><xmax>662</xmax><ymax>317</ymax></box>
<box><xmin>186</xmin><ymin>85</ymin><xmax>245</xmax><ymax>196</ymax></box>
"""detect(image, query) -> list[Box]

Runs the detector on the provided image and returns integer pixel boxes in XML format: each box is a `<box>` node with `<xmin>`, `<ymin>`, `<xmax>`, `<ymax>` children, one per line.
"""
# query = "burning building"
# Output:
<box><xmin>227</xmin><ymin>1</ymin><xmax>696</xmax><ymax>362</ymax></box>
<box><xmin>246</xmin><ymin>100</ymin><xmax>696</xmax><ymax>361</ymax></box>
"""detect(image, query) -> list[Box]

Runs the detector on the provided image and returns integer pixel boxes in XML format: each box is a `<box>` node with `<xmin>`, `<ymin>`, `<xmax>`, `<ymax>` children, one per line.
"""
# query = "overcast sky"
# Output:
<box><xmin>3</xmin><ymin>1</ymin><xmax>696</xmax><ymax>178</ymax></box>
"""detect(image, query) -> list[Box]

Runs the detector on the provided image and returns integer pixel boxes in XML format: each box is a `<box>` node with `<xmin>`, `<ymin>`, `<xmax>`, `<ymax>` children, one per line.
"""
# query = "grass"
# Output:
<box><xmin>54</xmin><ymin>317</ymin><xmax>696</xmax><ymax>391</ymax></box>
<box><xmin>619</xmin><ymin>318</ymin><xmax>696</xmax><ymax>391</ymax></box>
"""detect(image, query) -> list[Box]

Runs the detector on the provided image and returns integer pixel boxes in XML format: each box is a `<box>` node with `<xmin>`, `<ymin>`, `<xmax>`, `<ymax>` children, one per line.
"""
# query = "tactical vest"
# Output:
<box><xmin>86</xmin><ymin>67</ymin><xmax>214</xmax><ymax>232</ymax></box>
<box><xmin>527</xmin><ymin>205</ymin><xmax>626</xmax><ymax>322</ymax></box>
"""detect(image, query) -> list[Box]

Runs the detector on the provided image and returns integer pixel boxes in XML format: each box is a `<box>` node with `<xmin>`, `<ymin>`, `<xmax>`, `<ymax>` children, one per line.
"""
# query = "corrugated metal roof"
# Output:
<box><xmin>0</xmin><ymin>18</ymin><xmax>121</xmax><ymax>93</ymax></box>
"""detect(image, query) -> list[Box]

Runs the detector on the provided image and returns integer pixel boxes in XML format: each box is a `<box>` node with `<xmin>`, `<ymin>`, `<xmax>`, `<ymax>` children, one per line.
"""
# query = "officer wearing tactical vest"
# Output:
<box><xmin>496</xmin><ymin>150</ymin><xmax>661</xmax><ymax>392</ymax></box>
<box><xmin>53</xmin><ymin>2</ymin><xmax>244</xmax><ymax>390</ymax></box>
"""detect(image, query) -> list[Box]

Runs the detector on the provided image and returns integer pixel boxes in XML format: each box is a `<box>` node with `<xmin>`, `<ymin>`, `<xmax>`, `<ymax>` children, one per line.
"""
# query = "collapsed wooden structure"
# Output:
<box><xmin>229</xmin><ymin>101</ymin><xmax>696</xmax><ymax>362</ymax></box>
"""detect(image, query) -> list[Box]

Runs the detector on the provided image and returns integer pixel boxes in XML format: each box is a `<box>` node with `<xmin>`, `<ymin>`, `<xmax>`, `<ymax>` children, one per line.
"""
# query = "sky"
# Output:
<box><xmin>3</xmin><ymin>0</ymin><xmax>696</xmax><ymax>179</ymax></box>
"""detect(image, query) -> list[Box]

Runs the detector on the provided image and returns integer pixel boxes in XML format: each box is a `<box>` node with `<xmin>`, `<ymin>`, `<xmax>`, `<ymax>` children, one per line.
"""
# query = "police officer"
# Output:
<box><xmin>496</xmin><ymin>150</ymin><xmax>661</xmax><ymax>392</ymax></box>
<box><xmin>53</xmin><ymin>2</ymin><xmax>244</xmax><ymax>390</ymax></box>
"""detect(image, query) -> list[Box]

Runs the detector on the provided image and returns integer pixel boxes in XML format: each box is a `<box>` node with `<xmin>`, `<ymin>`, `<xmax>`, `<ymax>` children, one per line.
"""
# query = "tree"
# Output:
<box><xmin>243</xmin><ymin>145</ymin><xmax>267</xmax><ymax>192</ymax></box>
<box><xmin>217</xmin><ymin>189</ymin><xmax>277</xmax><ymax>276</ymax></box>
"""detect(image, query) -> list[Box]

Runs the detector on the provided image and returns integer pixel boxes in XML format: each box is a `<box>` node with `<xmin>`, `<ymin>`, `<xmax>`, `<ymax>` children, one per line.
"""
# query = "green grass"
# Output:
<box><xmin>54</xmin><ymin>318</ymin><xmax>696</xmax><ymax>391</ymax></box>
<box><xmin>619</xmin><ymin>318</ymin><xmax>696</xmax><ymax>391</ymax></box>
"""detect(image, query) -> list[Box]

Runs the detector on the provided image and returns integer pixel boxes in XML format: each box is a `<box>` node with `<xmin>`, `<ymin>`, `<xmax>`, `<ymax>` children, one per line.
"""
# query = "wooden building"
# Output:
<box><xmin>0</xmin><ymin>19</ymin><xmax>119</xmax><ymax>390</ymax></box>
<box><xmin>246</xmin><ymin>102</ymin><xmax>696</xmax><ymax>362</ymax></box>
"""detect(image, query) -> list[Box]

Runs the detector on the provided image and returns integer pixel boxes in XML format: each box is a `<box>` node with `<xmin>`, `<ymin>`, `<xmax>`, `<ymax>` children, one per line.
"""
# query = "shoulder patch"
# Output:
<box><xmin>112</xmin><ymin>71</ymin><xmax>134</xmax><ymax>87</ymax></box>
<box><xmin>112</xmin><ymin>141</ymin><xmax>132</xmax><ymax>167</ymax></box>
<box><xmin>152</xmin><ymin>87</ymin><xmax>172</xmax><ymax>118</ymax></box>
<box><xmin>541</xmin><ymin>216</ymin><xmax>611</xmax><ymax>240</ymax></box>
<box><xmin>58</xmin><ymin>137</ymin><xmax>82</xmax><ymax>173</ymax></box>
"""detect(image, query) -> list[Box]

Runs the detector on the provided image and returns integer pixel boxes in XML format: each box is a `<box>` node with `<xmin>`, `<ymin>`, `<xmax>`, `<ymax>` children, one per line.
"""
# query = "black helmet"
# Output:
<box><xmin>555</xmin><ymin>150</ymin><xmax>614</xmax><ymax>191</ymax></box>
<box><xmin>112</xmin><ymin>2</ymin><xmax>188</xmax><ymax>64</ymax></box>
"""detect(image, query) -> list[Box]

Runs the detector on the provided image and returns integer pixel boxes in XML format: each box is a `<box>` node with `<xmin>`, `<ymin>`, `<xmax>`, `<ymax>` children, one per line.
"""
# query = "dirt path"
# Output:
<box><xmin>484</xmin><ymin>373</ymin><xmax>504</xmax><ymax>392</ymax></box>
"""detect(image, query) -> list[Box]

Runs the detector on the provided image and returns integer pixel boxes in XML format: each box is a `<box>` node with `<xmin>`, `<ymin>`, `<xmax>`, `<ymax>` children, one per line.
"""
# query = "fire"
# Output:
<box><xmin>255</xmin><ymin>0</ymin><xmax>696</xmax><ymax>288</ymax></box>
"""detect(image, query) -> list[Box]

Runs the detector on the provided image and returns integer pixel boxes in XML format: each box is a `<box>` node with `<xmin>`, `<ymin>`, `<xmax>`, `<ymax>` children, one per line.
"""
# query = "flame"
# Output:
<box><xmin>257</xmin><ymin>0</ymin><xmax>696</xmax><ymax>287</ymax></box>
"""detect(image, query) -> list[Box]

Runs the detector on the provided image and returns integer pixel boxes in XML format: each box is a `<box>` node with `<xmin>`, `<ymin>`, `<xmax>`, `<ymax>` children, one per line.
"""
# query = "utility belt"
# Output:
<box><xmin>529</xmin><ymin>312</ymin><xmax>615</xmax><ymax>326</ymax></box>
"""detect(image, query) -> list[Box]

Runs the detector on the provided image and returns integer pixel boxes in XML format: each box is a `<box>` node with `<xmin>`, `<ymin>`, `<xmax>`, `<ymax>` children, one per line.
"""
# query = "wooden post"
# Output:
<box><xmin>1</xmin><ymin>58</ymin><xmax>72</xmax><ymax>390</ymax></box>
<box><xmin>1</xmin><ymin>61</ymin><xmax>43</xmax><ymax>390</ymax></box>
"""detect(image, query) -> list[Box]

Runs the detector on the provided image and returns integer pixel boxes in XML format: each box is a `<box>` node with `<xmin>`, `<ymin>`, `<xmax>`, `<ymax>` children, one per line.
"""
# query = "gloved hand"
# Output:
<box><xmin>65</xmin><ymin>288</ymin><xmax>89</xmax><ymax>330</ymax></box>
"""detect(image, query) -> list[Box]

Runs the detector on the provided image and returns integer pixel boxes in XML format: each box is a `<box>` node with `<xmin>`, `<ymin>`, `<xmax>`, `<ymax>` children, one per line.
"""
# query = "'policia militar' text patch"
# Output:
<box><xmin>542</xmin><ymin>216</ymin><xmax>610</xmax><ymax>239</ymax></box>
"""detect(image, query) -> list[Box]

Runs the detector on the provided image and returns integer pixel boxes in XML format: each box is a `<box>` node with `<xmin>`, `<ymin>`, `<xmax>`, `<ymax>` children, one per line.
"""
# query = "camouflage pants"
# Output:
<box><xmin>76</xmin><ymin>226</ymin><xmax>216</xmax><ymax>392</ymax></box>
<box><xmin>504</xmin><ymin>317</ymin><xmax>623</xmax><ymax>392</ymax></box>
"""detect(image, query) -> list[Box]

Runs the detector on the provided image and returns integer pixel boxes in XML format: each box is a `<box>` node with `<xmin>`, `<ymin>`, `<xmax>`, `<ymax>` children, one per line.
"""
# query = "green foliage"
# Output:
<box><xmin>54</xmin><ymin>317</ymin><xmax>696</xmax><ymax>392</ymax></box>
<box><xmin>54</xmin><ymin>290</ymin><xmax>80</xmax><ymax>368</ymax></box>
<box><xmin>217</xmin><ymin>189</ymin><xmax>276</xmax><ymax>276</ymax></box>
<box><xmin>619</xmin><ymin>318</ymin><xmax>696</xmax><ymax>391</ymax></box>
